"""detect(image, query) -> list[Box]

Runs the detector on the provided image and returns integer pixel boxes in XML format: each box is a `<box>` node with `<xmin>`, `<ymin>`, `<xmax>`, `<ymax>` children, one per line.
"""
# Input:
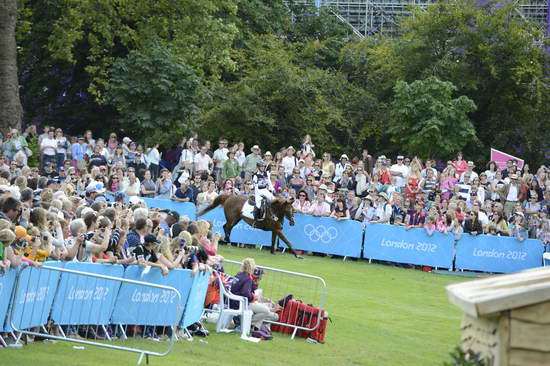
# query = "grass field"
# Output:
<box><xmin>2</xmin><ymin>245</ymin><xmax>469</xmax><ymax>366</ymax></box>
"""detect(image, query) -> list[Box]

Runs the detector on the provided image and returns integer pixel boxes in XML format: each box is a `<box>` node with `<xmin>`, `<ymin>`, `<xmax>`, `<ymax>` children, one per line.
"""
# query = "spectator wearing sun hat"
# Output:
<box><xmin>333</xmin><ymin>154</ymin><xmax>349</xmax><ymax>183</ymax></box>
<box><xmin>498</xmin><ymin>173</ymin><xmax>522</xmax><ymax>217</ymax></box>
<box><xmin>370</xmin><ymin>192</ymin><xmax>392</xmax><ymax>224</ymax></box>
<box><xmin>459</xmin><ymin>161</ymin><xmax>478</xmax><ymax>183</ymax></box>
<box><xmin>243</xmin><ymin>145</ymin><xmax>262</xmax><ymax>182</ymax></box>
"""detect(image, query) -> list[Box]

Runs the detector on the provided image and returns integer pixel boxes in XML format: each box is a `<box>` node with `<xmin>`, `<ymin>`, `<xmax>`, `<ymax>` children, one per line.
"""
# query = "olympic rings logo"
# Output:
<box><xmin>304</xmin><ymin>224</ymin><xmax>338</xmax><ymax>243</ymax></box>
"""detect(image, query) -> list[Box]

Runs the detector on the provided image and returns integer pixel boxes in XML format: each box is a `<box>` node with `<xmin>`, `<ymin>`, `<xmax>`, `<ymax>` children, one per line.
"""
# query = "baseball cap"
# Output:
<box><xmin>122</xmin><ymin>137</ymin><xmax>132</xmax><ymax>143</ymax></box>
<box><xmin>86</xmin><ymin>182</ymin><xmax>106</xmax><ymax>194</ymax></box>
<box><xmin>467</xmin><ymin>161</ymin><xmax>475</xmax><ymax>166</ymax></box>
<box><xmin>144</xmin><ymin>234</ymin><xmax>161</xmax><ymax>245</ymax></box>
<box><xmin>15</xmin><ymin>226</ymin><xmax>32</xmax><ymax>242</ymax></box>
<box><xmin>318</xmin><ymin>184</ymin><xmax>328</xmax><ymax>191</ymax></box>
<box><xmin>167</xmin><ymin>210</ymin><xmax>180</xmax><ymax>221</ymax></box>
<box><xmin>397</xmin><ymin>155</ymin><xmax>404</xmax><ymax>160</ymax></box>
<box><xmin>340</xmin><ymin>154</ymin><xmax>349</xmax><ymax>160</ymax></box>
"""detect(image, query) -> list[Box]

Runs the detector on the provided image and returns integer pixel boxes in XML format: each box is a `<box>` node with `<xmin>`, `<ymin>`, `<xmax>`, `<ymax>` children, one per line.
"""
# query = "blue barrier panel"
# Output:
<box><xmin>455</xmin><ymin>235</ymin><xmax>544</xmax><ymax>273</ymax></box>
<box><xmin>363</xmin><ymin>224</ymin><xmax>455</xmax><ymax>268</ymax></box>
<box><xmin>180</xmin><ymin>271</ymin><xmax>211</xmax><ymax>328</ymax></box>
<box><xmin>200</xmin><ymin>206</ymin><xmax>272</xmax><ymax>246</ymax></box>
<box><xmin>280</xmin><ymin>214</ymin><xmax>363</xmax><ymax>258</ymax></box>
<box><xmin>111</xmin><ymin>266</ymin><xmax>193</xmax><ymax>326</ymax></box>
<box><xmin>141</xmin><ymin>198</ymin><xmax>196</xmax><ymax>221</ymax></box>
<box><xmin>9</xmin><ymin>261</ymin><xmax>64</xmax><ymax>331</ymax></box>
<box><xmin>50</xmin><ymin>262</ymin><xmax>124</xmax><ymax>326</ymax></box>
<box><xmin>0</xmin><ymin>269</ymin><xmax>17</xmax><ymax>332</ymax></box>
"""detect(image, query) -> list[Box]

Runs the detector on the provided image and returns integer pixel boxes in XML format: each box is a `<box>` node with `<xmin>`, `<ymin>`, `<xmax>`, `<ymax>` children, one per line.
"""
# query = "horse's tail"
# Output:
<box><xmin>197</xmin><ymin>194</ymin><xmax>231</xmax><ymax>217</ymax></box>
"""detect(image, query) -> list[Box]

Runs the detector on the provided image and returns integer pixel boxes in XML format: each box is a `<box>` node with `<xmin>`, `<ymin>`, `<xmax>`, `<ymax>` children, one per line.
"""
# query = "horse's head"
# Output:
<box><xmin>272</xmin><ymin>197</ymin><xmax>295</xmax><ymax>226</ymax></box>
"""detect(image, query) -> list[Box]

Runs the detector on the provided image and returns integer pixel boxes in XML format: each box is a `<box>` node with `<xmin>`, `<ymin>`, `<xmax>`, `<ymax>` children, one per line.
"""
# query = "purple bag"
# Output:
<box><xmin>278</xmin><ymin>294</ymin><xmax>293</xmax><ymax>307</ymax></box>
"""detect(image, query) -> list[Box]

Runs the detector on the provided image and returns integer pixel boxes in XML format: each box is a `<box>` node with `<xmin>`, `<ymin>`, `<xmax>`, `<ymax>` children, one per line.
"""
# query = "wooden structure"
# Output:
<box><xmin>446</xmin><ymin>267</ymin><xmax>550</xmax><ymax>366</ymax></box>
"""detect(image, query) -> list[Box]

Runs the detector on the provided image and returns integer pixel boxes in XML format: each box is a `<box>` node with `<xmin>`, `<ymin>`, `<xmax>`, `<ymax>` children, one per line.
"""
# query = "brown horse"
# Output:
<box><xmin>197</xmin><ymin>194</ymin><xmax>303</xmax><ymax>259</ymax></box>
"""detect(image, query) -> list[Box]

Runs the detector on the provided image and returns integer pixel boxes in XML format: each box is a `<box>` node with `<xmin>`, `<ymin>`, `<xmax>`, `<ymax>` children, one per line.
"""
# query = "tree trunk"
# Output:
<box><xmin>0</xmin><ymin>0</ymin><xmax>23</xmax><ymax>131</ymax></box>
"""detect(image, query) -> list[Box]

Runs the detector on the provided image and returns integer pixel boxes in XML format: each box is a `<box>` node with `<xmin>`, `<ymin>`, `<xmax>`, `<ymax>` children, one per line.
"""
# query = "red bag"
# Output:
<box><xmin>272</xmin><ymin>299</ymin><xmax>328</xmax><ymax>343</ymax></box>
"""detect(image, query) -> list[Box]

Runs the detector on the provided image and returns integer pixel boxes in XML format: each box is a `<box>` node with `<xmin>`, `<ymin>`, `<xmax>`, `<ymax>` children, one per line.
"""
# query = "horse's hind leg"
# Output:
<box><xmin>223</xmin><ymin>216</ymin><xmax>241</xmax><ymax>243</ymax></box>
<box><xmin>222</xmin><ymin>223</ymin><xmax>230</xmax><ymax>243</ymax></box>
<box><xmin>270</xmin><ymin>231</ymin><xmax>277</xmax><ymax>254</ymax></box>
<box><xmin>276</xmin><ymin>231</ymin><xmax>303</xmax><ymax>259</ymax></box>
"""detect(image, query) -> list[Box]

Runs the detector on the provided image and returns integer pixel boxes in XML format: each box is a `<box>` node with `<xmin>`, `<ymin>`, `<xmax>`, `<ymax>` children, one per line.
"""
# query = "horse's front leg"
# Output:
<box><xmin>270</xmin><ymin>231</ymin><xmax>277</xmax><ymax>254</ymax></box>
<box><xmin>276</xmin><ymin>231</ymin><xmax>303</xmax><ymax>259</ymax></box>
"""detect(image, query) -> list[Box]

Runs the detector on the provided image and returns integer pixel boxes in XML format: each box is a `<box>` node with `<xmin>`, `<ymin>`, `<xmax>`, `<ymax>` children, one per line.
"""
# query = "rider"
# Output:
<box><xmin>252</xmin><ymin>161</ymin><xmax>274</xmax><ymax>225</ymax></box>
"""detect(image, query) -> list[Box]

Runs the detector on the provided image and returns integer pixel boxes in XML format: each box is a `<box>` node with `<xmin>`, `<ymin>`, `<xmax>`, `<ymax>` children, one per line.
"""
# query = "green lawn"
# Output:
<box><xmin>2</xmin><ymin>245</ymin><xmax>468</xmax><ymax>366</ymax></box>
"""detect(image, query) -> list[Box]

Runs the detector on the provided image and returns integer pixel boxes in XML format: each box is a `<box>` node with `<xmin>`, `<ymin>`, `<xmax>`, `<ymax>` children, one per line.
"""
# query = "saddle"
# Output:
<box><xmin>252</xmin><ymin>197</ymin><xmax>269</xmax><ymax>222</ymax></box>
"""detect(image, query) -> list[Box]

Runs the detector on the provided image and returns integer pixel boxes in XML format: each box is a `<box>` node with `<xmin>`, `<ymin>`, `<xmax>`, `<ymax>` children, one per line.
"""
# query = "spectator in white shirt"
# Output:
<box><xmin>40</xmin><ymin>129</ymin><xmax>57</xmax><ymax>167</ymax></box>
<box><xmin>146</xmin><ymin>143</ymin><xmax>161</xmax><ymax>181</ymax></box>
<box><xmin>281</xmin><ymin>146</ymin><xmax>298</xmax><ymax>177</ymax></box>
<box><xmin>194</xmin><ymin>145</ymin><xmax>213</xmax><ymax>176</ymax></box>
<box><xmin>212</xmin><ymin>139</ymin><xmax>229</xmax><ymax>182</ymax></box>
<box><xmin>390</xmin><ymin>156</ymin><xmax>409</xmax><ymax>188</ymax></box>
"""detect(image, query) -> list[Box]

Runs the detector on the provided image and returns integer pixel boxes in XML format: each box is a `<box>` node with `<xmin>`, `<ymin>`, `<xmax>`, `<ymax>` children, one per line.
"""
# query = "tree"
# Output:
<box><xmin>199</xmin><ymin>36</ymin><xmax>382</xmax><ymax>155</ymax></box>
<box><xmin>362</xmin><ymin>0</ymin><xmax>549</xmax><ymax>164</ymax></box>
<box><xmin>0</xmin><ymin>0</ymin><xmax>23</xmax><ymax>130</ymax></box>
<box><xmin>389</xmin><ymin>77</ymin><xmax>477</xmax><ymax>158</ymax></box>
<box><xmin>106</xmin><ymin>43</ymin><xmax>205</xmax><ymax>145</ymax></box>
<box><xmin>23</xmin><ymin>0</ymin><xmax>238</xmax><ymax>101</ymax></box>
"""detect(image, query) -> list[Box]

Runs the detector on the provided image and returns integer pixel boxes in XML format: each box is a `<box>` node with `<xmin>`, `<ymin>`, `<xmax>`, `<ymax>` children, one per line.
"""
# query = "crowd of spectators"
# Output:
<box><xmin>0</xmin><ymin>127</ymin><xmax>547</xmax><ymax>277</ymax></box>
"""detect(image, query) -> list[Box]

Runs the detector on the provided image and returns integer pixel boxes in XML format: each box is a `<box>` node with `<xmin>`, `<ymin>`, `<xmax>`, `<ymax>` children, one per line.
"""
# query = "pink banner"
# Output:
<box><xmin>490</xmin><ymin>148</ymin><xmax>524</xmax><ymax>171</ymax></box>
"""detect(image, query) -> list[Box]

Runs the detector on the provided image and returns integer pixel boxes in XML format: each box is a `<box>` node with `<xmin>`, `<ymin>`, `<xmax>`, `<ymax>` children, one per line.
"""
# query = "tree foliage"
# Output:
<box><xmin>199</xmin><ymin>36</ymin><xmax>382</xmax><ymax>154</ymax></box>
<box><xmin>106</xmin><ymin>43</ymin><xmax>204</xmax><ymax>145</ymax></box>
<box><xmin>362</xmin><ymin>0</ymin><xmax>549</xmax><ymax>162</ymax></box>
<box><xmin>390</xmin><ymin>77</ymin><xmax>477</xmax><ymax>158</ymax></box>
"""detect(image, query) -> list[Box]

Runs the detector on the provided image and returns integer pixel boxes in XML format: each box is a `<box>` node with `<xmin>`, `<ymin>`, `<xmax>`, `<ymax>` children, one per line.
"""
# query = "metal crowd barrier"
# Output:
<box><xmin>221</xmin><ymin>259</ymin><xmax>327</xmax><ymax>339</ymax></box>
<box><xmin>7</xmin><ymin>264</ymin><xmax>183</xmax><ymax>365</ymax></box>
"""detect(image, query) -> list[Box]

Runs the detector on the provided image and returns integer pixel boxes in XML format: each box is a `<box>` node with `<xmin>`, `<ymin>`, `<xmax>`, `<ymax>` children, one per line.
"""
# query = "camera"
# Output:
<box><xmin>15</xmin><ymin>238</ymin><xmax>28</xmax><ymax>248</ymax></box>
<box><xmin>184</xmin><ymin>246</ymin><xmax>199</xmax><ymax>254</ymax></box>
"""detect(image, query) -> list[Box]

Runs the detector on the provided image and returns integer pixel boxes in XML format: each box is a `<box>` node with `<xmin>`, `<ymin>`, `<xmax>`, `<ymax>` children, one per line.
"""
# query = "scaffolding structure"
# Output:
<box><xmin>287</xmin><ymin>0</ymin><xmax>549</xmax><ymax>36</ymax></box>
